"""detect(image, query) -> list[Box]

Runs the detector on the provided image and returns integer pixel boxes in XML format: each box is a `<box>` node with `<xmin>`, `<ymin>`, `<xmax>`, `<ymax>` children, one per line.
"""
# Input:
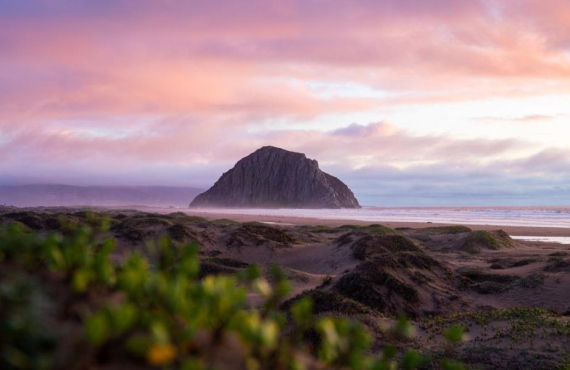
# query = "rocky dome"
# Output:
<box><xmin>189</xmin><ymin>146</ymin><xmax>360</xmax><ymax>208</ymax></box>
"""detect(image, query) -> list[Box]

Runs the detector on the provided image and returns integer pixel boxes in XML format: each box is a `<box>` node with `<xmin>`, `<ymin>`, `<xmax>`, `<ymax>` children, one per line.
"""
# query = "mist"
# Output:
<box><xmin>0</xmin><ymin>184</ymin><xmax>203</xmax><ymax>208</ymax></box>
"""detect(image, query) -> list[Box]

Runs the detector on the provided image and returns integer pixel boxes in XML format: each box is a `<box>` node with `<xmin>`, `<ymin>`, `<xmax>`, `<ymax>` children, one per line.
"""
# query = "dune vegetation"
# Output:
<box><xmin>0</xmin><ymin>215</ymin><xmax>469</xmax><ymax>370</ymax></box>
<box><xmin>1</xmin><ymin>209</ymin><xmax>569</xmax><ymax>369</ymax></box>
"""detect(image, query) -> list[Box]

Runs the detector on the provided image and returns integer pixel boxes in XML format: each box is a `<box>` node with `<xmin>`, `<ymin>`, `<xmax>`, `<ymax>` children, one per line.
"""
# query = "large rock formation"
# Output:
<box><xmin>190</xmin><ymin>146</ymin><xmax>360</xmax><ymax>208</ymax></box>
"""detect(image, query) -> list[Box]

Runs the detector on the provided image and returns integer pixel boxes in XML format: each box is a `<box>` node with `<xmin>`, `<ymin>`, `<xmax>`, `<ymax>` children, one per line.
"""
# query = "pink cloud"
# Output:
<box><xmin>1</xmin><ymin>0</ymin><xmax>569</xmax><ymax>200</ymax></box>
<box><xmin>0</xmin><ymin>121</ymin><xmax>525</xmax><ymax>171</ymax></box>
<box><xmin>2</xmin><ymin>0</ymin><xmax>570</xmax><ymax>117</ymax></box>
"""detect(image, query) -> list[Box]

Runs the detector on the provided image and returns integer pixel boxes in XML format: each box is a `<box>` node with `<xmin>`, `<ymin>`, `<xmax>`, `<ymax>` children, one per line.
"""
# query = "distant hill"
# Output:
<box><xmin>190</xmin><ymin>146</ymin><xmax>360</xmax><ymax>208</ymax></box>
<box><xmin>0</xmin><ymin>184</ymin><xmax>203</xmax><ymax>207</ymax></box>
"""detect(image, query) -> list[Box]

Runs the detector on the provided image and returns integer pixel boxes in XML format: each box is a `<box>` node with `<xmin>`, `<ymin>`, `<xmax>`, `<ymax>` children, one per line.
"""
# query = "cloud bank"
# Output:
<box><xmin>1</xmin><ymin>0</ymin><xmax>569</xmax><ymax>205</ymax></box>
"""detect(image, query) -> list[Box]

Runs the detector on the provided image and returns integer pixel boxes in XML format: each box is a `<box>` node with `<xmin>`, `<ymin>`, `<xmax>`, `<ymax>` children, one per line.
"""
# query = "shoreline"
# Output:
<box><xmin>182</xmin><ymin>210</ymin><xmax>570</xmax><ymax>237</ymax></box>
<box><xmin>3</xmin><ymin>205</ymin><xmax>570</xmax><ymax>237</ymax></box>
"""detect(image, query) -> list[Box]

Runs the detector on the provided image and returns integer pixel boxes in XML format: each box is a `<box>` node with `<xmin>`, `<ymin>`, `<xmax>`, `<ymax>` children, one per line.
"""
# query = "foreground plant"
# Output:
<box><xmin>0</xmin><ymin>219</ymin><xmax>466</xmax><ymax>369</ymax></box>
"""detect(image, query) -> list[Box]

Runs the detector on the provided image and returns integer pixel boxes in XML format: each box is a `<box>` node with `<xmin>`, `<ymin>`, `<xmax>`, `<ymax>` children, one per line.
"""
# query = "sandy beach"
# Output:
<box><xmin>182</xmin><ymin>209</ymin><xmax>570</xmax><ymax>237</ymax></box>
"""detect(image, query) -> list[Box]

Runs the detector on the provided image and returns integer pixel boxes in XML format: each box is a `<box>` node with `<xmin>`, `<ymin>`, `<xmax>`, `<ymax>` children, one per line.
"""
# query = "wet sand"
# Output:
<box><xmin>182</xmin><ymin>209</ymin><xmax>570</xmax><ymax>237</ymax></box>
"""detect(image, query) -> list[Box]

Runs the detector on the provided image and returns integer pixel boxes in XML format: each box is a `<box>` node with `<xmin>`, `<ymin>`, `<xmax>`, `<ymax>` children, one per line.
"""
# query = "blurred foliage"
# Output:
<box><xmin>0</xmin><ymin>275</ymin><xmax>55</xmax><ymax>370</ymax></box>
<box><xmin>0</xmin><ymin>216</ymin><xmax>466</xmax><ymax>369</ymax></box>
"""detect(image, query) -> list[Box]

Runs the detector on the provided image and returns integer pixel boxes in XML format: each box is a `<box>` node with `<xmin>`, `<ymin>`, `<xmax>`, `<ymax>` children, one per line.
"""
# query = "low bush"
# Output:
<box><xmin>0</xmin><ymin>221</ymin><xmax>464</xmax><ymax>369</ymax></box>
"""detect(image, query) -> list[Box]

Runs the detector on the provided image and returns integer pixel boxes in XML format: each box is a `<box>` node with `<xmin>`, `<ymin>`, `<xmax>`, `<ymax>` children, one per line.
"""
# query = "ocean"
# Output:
<box><xmin>186</xmin><ymin>206</ymin><xmax>570</xmax><ymax>228</ymax></box>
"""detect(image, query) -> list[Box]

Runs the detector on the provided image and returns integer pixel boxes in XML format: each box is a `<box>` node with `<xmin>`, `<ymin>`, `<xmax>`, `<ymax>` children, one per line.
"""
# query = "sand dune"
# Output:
<box><xmin>1</xmin><ymin>206</ymin><xmax>568</xmax><ymax>368</ymax></box>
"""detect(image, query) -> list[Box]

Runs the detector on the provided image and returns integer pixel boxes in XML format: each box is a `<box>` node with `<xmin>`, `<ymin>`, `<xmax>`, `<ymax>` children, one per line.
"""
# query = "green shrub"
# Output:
<box><xmin>0</xmin><ymin>223</ymin><xmax>465</xmax><ymax>369</ymax></box>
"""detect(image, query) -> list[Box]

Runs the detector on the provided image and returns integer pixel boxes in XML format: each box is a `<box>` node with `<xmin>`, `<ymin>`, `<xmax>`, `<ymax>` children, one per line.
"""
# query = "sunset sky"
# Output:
<box><xmin>1</xmin><ymin>0</ymin><xmax>569</xmax><ymax>205</ymax></box>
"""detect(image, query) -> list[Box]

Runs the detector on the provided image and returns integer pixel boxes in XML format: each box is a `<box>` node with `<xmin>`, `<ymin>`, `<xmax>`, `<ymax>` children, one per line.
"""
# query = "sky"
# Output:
<box><xmin>1</xmin><ymin>0</ymin><xmax>569</xmax><ymax>206</ymax></box>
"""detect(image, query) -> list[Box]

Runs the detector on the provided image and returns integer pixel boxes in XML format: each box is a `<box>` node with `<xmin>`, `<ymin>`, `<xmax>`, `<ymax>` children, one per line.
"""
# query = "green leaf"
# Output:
<box><xmin>126</xmin><ymin>334</ymin><xmax>152</xmax><ymax>356</ymax></box>
<box><xmin>291</xmin><ymin>297</ymin><xmax>313</xmax><ymax>331</ymax></box>
<box><xmin>150</xmin><ymin>321</ymin><xmax>170</xmax><ymax>344</ymax></box>
<box><xmin>442</xmin><ymin>359</ymin><xmax>466</xmax><ymax>370</ymax></box>
<box><xmin>85</xmin><ymin>313</ymin><xmax>109</xmax><ymax>347</ymax></box>
<box><xmin>383</xmin><ymin>345</ymin><xmax>397</xmax><ymax>360</ymax></box>
<box><xmin>443</xmin><ymin>325</ymin><xmax>465</xmax><ymax>344</ymax></box>
<box><xmin>108</xmin><ymin>303</ymin><xmax>138</xmax><ymax>332</ymax></box>
<box><xmin>401</xmin><ymin>349</ymin><xmax>425</xmax><ymax>369</ymax></box>
<box><xmin>394</xmin><ymin>315</ymin><xmax>415</xmax><ymax>339</ymax></box>
<box><xmin>180</xmin><ymin>358</ymin><xmax>204</xmax><ymax>370</ymax></box>
<box><xmin>72</xmin><ymin>269</ymin><xmax>92</xmax><ymax>293</ymax></box>
<box><xmin>242</xmin><ymin>264</ymin><xmax>261</xmax><ymax>282</ymax></box>
<box><xmin>48</xmin><ymin>247</ymin><xmax>66</xmax><ymax>272</ymax></box>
